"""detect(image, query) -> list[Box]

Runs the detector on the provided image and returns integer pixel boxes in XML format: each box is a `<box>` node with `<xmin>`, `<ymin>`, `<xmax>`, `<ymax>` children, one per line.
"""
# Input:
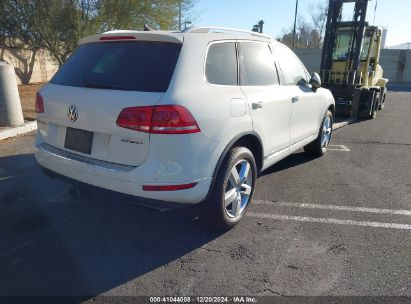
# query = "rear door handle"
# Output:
<box><xmin>252</xmin><ymin>101</ymin><xmax>263</xmax><ymax>110</ymax></box>
<box><xmin>292</xmin><ymin>96</ymin><xmax>299</xmax><ymax>103</ymax></box>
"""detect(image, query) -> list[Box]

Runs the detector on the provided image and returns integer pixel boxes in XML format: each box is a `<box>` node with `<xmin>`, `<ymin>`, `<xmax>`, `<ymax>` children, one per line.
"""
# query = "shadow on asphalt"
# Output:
<box><xmin>0</xmin><ymin>149</ymin><xmax>333</xmax><ymax>297</ymax></box>
<box><xmin>0</xmin><ymin>153</ymin><xmax>222</xmax><ymax>297</ymax></box>
<box><xmin>259</xmin><ymin>151</ymin><xmax>316</xmax><ymax>177</ymax></box>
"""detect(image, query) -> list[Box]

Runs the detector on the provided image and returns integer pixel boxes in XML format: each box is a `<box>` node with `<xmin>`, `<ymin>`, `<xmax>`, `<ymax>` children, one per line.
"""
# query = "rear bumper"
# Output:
<box><xmin>34</xmin><ymin>141</ymin><xmax>212</xmax><ymax>204</ymax></box>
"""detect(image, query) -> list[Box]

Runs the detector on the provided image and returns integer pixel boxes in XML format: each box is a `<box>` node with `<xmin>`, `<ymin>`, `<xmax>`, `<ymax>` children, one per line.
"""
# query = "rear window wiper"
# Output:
<box><xmin>81</xmin><ymin>80</ymin><xmax>132</xmax><ymax>91</ymax></box>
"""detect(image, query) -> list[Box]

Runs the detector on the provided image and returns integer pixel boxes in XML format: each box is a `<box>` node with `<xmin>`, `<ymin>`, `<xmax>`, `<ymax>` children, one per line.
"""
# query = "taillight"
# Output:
<box><xmin>116</xmin><ymin>105</ymin><xmax>200</xmax><ymax>134</ymax></box>
<box><xmin>116</xmin><ymin>106</ymin><xmax>153</xmax><ymax>132</ymax></box>
<box><xmin>151</xmin><ymin>105</ymin><xmax>200</xmax><ymax>134</ymax></box>
<box><xmin>35</xmin><ymin>93</ymin><xmax>44</xmax><ymax>113</ymax></box>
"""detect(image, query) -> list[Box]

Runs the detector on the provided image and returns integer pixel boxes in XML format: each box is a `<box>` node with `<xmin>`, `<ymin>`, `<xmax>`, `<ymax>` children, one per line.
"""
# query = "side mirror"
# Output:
<box><xmin>309</xmin><ymin>72</ymin><xmax>321</xmax><ymax>90</ymax></box>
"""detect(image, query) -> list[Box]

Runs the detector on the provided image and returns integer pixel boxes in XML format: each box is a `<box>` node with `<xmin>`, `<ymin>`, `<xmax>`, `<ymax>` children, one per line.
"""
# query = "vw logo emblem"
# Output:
<box><xmin>68</xmin><ymin>105</ymin><xmax>78</xmax><ymax>122</ymax></box>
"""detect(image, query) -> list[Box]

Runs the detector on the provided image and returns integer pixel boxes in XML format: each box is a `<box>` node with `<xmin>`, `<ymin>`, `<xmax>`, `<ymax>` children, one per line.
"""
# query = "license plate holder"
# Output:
<box><xmin>64</xmin><ymin>127</ymin><xmax>93</xmax><ymax>154</ymax></box>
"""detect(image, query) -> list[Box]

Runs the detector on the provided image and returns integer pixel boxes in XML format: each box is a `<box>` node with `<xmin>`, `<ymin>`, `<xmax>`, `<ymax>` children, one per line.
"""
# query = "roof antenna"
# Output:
<box><xmin>143</xmin><ymin>24</ymin><xmax>153</xmax><ymax>31</ymax></box>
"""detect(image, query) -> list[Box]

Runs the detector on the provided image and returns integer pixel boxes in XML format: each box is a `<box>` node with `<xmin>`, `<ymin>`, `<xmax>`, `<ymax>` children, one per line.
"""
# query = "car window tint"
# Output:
<box><xmin>239</xmin><ymin>42</ymin><xmax>278</xmax><ymax>86</ymax></box>
<box><xmin>50</xmin><ymin>41</ymin><xmax>182</xmax><ymax>92</ymax></box>
<box><xmin>205</xmin><ymin>42</ymin><xmax>238</xmax><ymax>85</ymax></box>
<box><xmin>275</xmin><ymin>43</ymin><xmax>309</xmax><ymax>86</ymax></box>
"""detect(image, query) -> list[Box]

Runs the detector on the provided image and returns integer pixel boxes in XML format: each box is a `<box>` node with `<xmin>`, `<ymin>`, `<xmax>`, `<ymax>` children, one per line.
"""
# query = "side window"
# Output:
<box><xmin>205</xmin><ymin>42</ymin><xmax>237</xmax><ymax>85</ymax></box>
<box><xmin>275</xmin><ymin>43</ymin><xmax>309</xmax><ymax>86</ymax></box>
<box><xmin>239</xmin><ymin>42</ymin><xmax>278</xmax><ymax>86</ymax></box>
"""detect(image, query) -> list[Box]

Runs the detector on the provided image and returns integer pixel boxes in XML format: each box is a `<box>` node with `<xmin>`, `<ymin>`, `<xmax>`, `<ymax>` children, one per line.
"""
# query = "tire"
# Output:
<box><xmin>200</xmin><ymin>147</ymin><xmax>257</xmax><ymax>230</ymax></box>
<box><xmin>369</xmin><ymin>92</ymin><xmax>379</xmax><ymax>119</ymax></box>
<box><xmin>378</xmin><ymin>90</ymin><xmax>386</xmax><ymax>110</ymax></box>
<box><xmin>304</xmin><ymin>110</ymin><xmax>333</xmax><ymax>157</ymax></box>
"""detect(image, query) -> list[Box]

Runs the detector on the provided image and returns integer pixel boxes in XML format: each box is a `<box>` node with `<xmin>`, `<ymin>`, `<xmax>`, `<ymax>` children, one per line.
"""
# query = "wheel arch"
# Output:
<box><xmin>202</xmin><ymin>132</ymin><xmax>263</xmax><ymax>202</ymax></box>
<box><xmin>328</xmin><ymin>103</ymin><xmax>335</xmax><ymax>117</ymax></box>
<box><xmin>232</xmin><ymin>134</ymin><xmax>263</xmax><ymax>172</ymax></box>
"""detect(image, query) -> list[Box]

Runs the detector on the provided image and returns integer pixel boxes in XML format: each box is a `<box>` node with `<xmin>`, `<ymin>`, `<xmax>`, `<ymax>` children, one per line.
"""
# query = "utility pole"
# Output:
<box><xmin>292</xmin><ymin>0</ymin><xmax>299</xmax><ymax>49</ymax></box>
<box><xmin>179</xmin><ymin>0</ymin><xmax>182</xmax><ymax>31</ymax></box>
<box><xmin>372</xmin><ymin>0</ymin><xmax>378</xmax><ymax>25</ymax></box>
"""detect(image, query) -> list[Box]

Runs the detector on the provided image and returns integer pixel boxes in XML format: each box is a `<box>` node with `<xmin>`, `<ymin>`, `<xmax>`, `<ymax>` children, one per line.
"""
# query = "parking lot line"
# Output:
<box><xmin>253</xmin><ymin>200</ymin><xmax>411</xmax><ymax>216</ymax></box>
<box><xmin>246</xmin><ymin>212</ymin><xmax>411</xmax><ymax>230</ymax></box>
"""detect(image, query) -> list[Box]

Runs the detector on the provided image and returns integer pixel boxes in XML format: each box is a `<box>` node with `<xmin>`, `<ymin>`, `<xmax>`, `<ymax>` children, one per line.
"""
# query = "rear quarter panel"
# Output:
<box><xmin>159</xmin><ymin>35</ymin><xmax>254</xmax><ymax>177</ymax></box>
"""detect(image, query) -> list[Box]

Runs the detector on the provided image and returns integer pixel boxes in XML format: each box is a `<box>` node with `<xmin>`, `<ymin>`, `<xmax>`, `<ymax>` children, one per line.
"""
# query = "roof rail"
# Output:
<box><xmin>183</xmin><ymin>26</ymin><xmax>272</xmax><ymax>39</ymax></box>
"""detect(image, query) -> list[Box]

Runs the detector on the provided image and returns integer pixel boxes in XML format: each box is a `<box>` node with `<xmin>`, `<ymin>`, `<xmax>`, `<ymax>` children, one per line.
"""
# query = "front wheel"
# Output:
<box><xmin>378</xmin><ymin>90</ymin><xmax>386</xmax><ymax>110</ymax></box>
<box><xmin>369</xmin><ymin>92</ymin><xmax>379</xmax><ymax>119</ymax></box>
<box><xmin>304</xmin><ymin>110</ymin><xmax>333</xmax><ymax>157</ymax></box>
<box><xmin>200</xmin><ymin>147</ymin><xmax>257</xmax><ymax>230</ymax></box>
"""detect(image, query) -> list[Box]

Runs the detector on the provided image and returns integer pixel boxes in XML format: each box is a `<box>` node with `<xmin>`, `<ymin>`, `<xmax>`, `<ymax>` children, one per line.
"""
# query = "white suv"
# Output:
<box><xmin>35</xmin><ymin>27</ymin><xmax>335</xmax><ymax>229</ymax></box>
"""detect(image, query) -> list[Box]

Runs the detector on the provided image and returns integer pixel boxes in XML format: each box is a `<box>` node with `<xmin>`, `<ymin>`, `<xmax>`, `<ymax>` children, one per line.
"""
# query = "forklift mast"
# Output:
<box><xmin>320</xmin><ymin>0</ymin><xmax>369</xmax><ymax>84</ymax></box>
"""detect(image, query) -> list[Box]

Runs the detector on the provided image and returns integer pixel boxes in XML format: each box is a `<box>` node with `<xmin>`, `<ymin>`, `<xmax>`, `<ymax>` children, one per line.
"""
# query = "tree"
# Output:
<box><xmin>97</xmin><ymin>0</ymin><xmax>190</xmax><ymax>31</ymax></box>
<box><xmin>308</xmin><ymin>0</ymin><xmax>328</xmax><ymax>48</ymax></box>
<box><xmin>278</xmin><ymin>27</ymin><xmax>294</xmax><ymax>48</ymax></box>
<box><xmin>0</xmin><ymin>0</ymin><xmax>101</xmax><ymax>66</ymax></box>
<box><xmin>278</xmin><ymin>0</ymin><xmax>328</xmax><ymax>49</ymax></box>
<box><xmin>0</xmin><ymin>0</ymin><xmax>195</xmax><ymax>67</ymax></box>
<box><xmin>0</xmin><ymin>47</ymin><xmax>38</xmax><ymax>84</ymax></box>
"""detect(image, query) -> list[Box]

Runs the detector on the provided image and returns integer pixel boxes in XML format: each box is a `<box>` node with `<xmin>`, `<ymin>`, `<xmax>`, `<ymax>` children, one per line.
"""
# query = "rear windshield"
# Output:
<box><xmin>50</xmin><ymin>41</ymin><xmax>182</xmax><ymax>92</ymax></box>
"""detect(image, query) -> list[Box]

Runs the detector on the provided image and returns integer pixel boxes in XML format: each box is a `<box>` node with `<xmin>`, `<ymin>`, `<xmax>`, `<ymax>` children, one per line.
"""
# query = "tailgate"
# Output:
<box><xmin>37</xmin><ymin>84</ymin><xmax>162</xmax><ymax>166</ymax></box>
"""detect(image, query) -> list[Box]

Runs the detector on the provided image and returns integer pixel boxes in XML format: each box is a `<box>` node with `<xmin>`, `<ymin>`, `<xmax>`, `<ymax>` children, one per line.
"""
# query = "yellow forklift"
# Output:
<box><xmin>320</xmin><ymin>0</ymin><xmax>388</xmax><ymax>119</ymax></box>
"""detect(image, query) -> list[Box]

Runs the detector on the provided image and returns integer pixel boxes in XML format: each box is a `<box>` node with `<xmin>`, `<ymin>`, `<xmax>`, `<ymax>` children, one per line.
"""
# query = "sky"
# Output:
<box><xmin>192</xmin><ymin>0</ymin><xmax>411</xmax><ymax>47</ymax></box>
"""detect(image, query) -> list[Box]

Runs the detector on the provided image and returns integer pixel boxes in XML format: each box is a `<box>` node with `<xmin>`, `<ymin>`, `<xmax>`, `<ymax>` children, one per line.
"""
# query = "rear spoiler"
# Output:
<box><xmin>79</xmin><ymin>31</ymin><xmax>183</xmax><ymax>45</ymax></box>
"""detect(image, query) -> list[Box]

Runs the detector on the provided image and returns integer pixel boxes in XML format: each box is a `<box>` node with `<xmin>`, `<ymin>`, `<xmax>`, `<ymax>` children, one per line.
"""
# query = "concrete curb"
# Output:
<box><xmin>0</xmin><ymin>121</ymin><xmax>37</xmax><ymax>141</ymax></box>
<box><xmin>333</xmin><ymin>118</ymin><xmax>356</xmax><ymax>131</ymax></box>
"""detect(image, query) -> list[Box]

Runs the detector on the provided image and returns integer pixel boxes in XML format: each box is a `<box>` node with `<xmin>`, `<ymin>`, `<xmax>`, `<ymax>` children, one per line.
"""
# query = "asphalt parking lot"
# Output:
<box><xmin>0</xmin><ymin>91</ymin><xmax>410</xmax><ymax>300</ymax></box>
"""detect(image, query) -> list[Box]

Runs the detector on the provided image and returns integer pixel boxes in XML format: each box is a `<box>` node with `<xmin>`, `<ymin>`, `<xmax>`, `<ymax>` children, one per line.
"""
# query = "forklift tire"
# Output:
<box><xmin>369</xmin><ymin>92</ymin><xmax>379</xmax><ymax>119</ymax></box>
<box><xmin>378</xmin><ymin>90</ymin><xmax>386</xmax><ymax>110</ymax></box>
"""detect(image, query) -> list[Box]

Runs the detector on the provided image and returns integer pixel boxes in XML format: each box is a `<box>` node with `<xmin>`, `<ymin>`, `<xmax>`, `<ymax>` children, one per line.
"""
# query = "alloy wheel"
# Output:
<box><xmin>224</xmin><ymin>159</ymin><xmax>253</xmax><ymax>219</ymax></box>
<box><xmin>321</xmin><ymin>116</ymin><xmax>332</xmax><ymax>148</ymax></box>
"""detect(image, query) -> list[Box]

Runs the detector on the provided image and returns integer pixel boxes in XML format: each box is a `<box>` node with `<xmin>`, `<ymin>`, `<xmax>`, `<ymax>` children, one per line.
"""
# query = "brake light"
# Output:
<box><xmin>116</xmin><ymin>106</ymin><xmax>153</xmax><ymax>132</ymax></box>
<box><xmin>143</xmin><ymin>183</ymin><xmax>198</xmax><ymax>191</ymax></box>
<box><xmin>35</xmin><ymin>93</ymin><xmax>44</xmax><ymax>113</ymax></box>
<box><xmin>116</xmin><ymin>105</ymin><xmax>200</xmax><ymax>134</ymax></box>
<box><xmin>100</xmin><ymin>36</ymin><xmax>136</xmax><ymax>41</ymax></box>
<box><xmin>151</xmin><ymin>105</ymin><xmax>200</xmax><ymax>134</ymax></box>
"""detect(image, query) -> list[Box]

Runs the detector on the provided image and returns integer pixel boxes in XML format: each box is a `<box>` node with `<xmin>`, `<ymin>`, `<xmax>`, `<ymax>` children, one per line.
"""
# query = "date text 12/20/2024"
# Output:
<box><xmin>149</xmin><ymin>296</ymin><xmax>257</xmax><ymax>303</ymax></box>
